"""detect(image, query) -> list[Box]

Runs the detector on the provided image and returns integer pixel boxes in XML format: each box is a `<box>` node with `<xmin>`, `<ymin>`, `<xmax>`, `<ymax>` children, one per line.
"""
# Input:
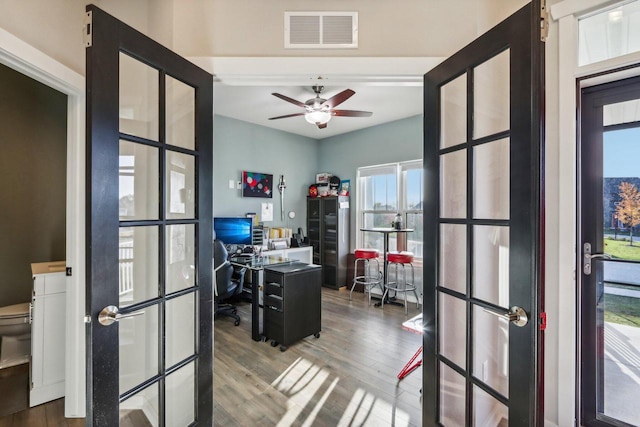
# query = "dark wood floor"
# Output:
<box><xmin>0</xmin><ymin>287</ymin><xmax>423</xmax><ymax>426</ymax></box>
<box><xmin>214</xmin><ymin>287</ymin><xmax>423</xmax><ymax>426</ymax></box>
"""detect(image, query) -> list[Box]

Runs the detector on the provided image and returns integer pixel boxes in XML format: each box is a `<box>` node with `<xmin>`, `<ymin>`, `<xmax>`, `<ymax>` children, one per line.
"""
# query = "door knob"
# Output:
<box><xmin>98</xmin><ymin>305</ymin><xmax>144</xmax><ymax>326</ymax></box>
<box><xmin>583</xmin><ymin>242</ymin><xmax>612</xmax><ymax>275</ymax></box>
<box><xmin>483</xmin><ymin>306</ymin><xmax>529</xmax><ymax>327</ymax></box>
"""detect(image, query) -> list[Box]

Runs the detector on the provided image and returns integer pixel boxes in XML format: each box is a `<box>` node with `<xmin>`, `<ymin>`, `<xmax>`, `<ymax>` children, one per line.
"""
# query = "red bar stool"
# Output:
<box><xmin>350</xmin><ymin>249</ymin><xmax>383</xmax><ymax>306</ymax></box>
<box><xmin>383</xmin><ymin>251</ymin><xmax>420</xmax><ymax>314</ymax></box>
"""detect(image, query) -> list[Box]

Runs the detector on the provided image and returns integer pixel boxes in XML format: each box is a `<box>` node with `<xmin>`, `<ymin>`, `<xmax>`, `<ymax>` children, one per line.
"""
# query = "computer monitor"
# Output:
<box><xmin>213</xmin><ymin>217</ymin><xmax>253</xmax><ymax>245</ymax></box>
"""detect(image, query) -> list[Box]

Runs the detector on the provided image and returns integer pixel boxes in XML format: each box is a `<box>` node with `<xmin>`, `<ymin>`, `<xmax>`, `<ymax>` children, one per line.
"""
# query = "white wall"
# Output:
<box><xmin>0</xmin><ymin>0</ymin><xmax>529</xmax><ymax>76</ymax></box>
<box><xmin>0</xmin><ymin>0</ymin><xmax>178</xmax><ymax>75</ymax></box>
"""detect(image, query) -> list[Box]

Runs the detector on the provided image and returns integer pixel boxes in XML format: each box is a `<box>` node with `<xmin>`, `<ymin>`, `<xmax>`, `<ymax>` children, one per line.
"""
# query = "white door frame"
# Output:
<box><xmin>0</xmin><ymin>27</ymin><xmax>85</xmax><ymax>417</ymax></box>
<box><xmin>551</xmin><ymin>1</ymin><xmax>640</xmax><ymax>426</ymax></box>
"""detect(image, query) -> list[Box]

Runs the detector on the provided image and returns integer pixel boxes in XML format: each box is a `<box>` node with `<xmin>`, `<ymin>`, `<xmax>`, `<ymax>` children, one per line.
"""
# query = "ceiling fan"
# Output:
<box><xmin>268</xmin><ymin>85</ymin><xmax>373</xmax><ymax>129</ymax></box>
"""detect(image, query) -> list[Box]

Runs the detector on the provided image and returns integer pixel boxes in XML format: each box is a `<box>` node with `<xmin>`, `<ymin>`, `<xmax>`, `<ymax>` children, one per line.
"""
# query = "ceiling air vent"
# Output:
<box><xmin>285</xmin><ymin>12</ymin><xmax>358</xmax><ymax>49</ymax></box>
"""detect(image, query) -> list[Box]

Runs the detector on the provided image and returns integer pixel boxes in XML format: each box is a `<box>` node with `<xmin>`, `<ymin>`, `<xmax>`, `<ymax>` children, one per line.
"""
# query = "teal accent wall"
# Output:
<box><xmin>212</xmin><ymin>114</ymin><xmax>423</xmax><ymax>247</ymax></box>
<box><xmin>318</xmin><ymin>114</ymin><xmax>423</xmax><ymax>183</ymax></box>
<box><xmin>213</xmin><ymin>115</ymin><xmax>318</xmax><ymax>231</ymax></box>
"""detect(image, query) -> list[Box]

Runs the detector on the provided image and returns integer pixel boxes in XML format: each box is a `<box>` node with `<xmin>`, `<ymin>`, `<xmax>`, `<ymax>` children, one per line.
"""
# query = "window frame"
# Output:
<box><xmin>356</xmin><ymin>159</ymin><xmax>423</xmax><ymax>257</ymax></box>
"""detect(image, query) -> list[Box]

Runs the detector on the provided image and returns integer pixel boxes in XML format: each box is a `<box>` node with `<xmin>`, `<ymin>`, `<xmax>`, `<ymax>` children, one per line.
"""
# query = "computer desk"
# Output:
<box><xmin>229</xmin><ymin>255</ymin><xmax>297</xmax><ymax>341</ymax></box>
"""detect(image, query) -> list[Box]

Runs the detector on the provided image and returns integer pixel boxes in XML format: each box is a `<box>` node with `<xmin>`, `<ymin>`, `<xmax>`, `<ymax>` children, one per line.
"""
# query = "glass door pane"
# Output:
<box><xmin>119</xmin><ymin>53</ymin><xmax>159</xmax><ymax>141</ymax></box>
<box><xmin>440</xmin><ymin>74</ymin><xmax>467</xmax><ymax>149</ymax></box>
<box><xmin>598</xmin><ymin>124</ymin><xmax>640</xmax><ymax>425</ymax></box>
<box><xmin>119</xmin><ymin>384</ymin><xmax>159</xmax><ymax>426</ymax></box>
<box><xmin>440</xmin><ymin>362</ymin><xmax>466</xmax><ymax>426</ymax></box>
<box><xmin>166</xmin><ymin>151</ymin><xmax>195</xmax><ymax>220</ymax></box>
<box><xmin>580</xmin><ymin>77</ymin><xmax>640</xmax><ymax>427</ymax></box>
<box><xmin>165</xmin><ymin>75</ymin><xmax>195</xmax><ymax>150</ymax></box>
<box><xmin>473</xmin><ymin>385</ymin><xmax>508</xmax><ymax>426</ymax></box>
<box><xmin>473</xmin><ymin>50</ymin><xmax>509</xmax><ymax>139</ymax></box>
<box><xmin>119</xmin><ymin>304</ymin><xmax>159</xmax><ymax>395</ymax></box>
<box><xmin>119</xmin><ymin>140</ymin><xmax>159</xmax><ymax>221</ymax></box>
<box><xmin>118</xmin><ymin>226</ymin><xmax>159</xmax><ymax>307</ymax></box>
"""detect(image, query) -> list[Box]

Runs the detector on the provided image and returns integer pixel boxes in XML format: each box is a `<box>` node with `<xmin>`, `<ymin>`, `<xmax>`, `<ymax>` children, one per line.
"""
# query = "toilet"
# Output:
<box><xmin>0</xmin><ymin>302</ymin><xmax>31</xmax><ymax>369</ymax></box>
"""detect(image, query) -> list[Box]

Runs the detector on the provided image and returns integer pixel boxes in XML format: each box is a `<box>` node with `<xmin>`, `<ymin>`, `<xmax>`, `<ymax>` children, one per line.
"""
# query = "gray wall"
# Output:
<box><xmin>318</xmin><ymin>115</ymin><xmax>423</xmax><ymax>249</ymax></box>
<box><xmin>0</xmin><ymin>63</ymin><xmax>67</xmax><ymax>307</ymax></box>
<box><xmin>212</xmin><ymin>114</ymin><xmax>423</xmax><ymax>248</ymax></box>
<box><xmin>213</xmin><ymin>115</ymin><xmax>318</xmax><ymax>232</ymax></box>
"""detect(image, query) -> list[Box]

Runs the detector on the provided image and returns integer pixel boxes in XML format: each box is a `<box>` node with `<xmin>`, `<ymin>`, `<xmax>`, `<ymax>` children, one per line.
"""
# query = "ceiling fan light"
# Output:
<box><xmin>305</xmin><ymin>110</ymin><xmax>332</xmax><ymax>125</ymax></box>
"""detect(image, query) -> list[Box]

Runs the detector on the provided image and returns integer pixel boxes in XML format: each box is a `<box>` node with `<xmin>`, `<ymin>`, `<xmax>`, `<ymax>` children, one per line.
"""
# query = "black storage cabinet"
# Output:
<box><xmin>307</xmin><ymin>196</ymin><xmax>350</xmax><ymax>289</ymax></box>
<box><xmin>263</xmin><ymin>262</ymin><xmax>322</xmax><ymax>351</ymax></box>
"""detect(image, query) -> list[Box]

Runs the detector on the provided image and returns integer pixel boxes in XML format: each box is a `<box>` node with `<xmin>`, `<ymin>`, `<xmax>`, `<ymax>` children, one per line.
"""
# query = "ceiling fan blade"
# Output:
<box><xmin>268</xmin><ymin>112</ymin><xmax>306</xmax><ymax>120</ymax></box>
<box><xmin>272</xmin><ymin>93</ymin><xmax>306</xmax><ymax>108</ymax></box>
<box><xmin>322</xmin><ymin>89</ymin><xmax>355</xmax><ymax>109</ymax></box>
<box><xmin>317</xmin><ymin>122</ymin><xmax>328</xmax><ymax>129</ymax></box>
<box><xmin>332</xmin><ymin>109</ymin><xmax>373</xmax><ymax>117</ymax></box>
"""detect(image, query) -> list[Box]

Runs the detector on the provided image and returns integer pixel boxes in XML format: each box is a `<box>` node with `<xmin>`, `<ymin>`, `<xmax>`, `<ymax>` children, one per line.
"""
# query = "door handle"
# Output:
<box><xmin>483</xmin><ymin>306</ymin><xmax>529</xmax><ymax>327</ymax></box>
<box><xmin>583</xmin><ymin>242</ymin><xmax>612</xmax><ymax>276</ymax></box>
<box><xmin>98</xmin><ymin>305</ymin><xmax>144</xmax><ymax>326</ymax></box>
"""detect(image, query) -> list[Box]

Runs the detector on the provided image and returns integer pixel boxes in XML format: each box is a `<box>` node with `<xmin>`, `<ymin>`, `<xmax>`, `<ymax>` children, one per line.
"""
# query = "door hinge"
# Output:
<box><xmin>66</xmin><ymin>267</ymin><xmax>72</xmax><ymax>276</ymax></box>
<box><xmin>83</xmin><ymin>11</ymin><xmax>92</xmax><ymax>47</ymax></box>
<box><xmin>540</xmin><ymin>1</ymin><xmax>549</xmax><ymax>42</ymax></box>
<box><xmin>539</xmin><ymin>312</ymin><xmax>547</xmax><ymax>331</ymax></box>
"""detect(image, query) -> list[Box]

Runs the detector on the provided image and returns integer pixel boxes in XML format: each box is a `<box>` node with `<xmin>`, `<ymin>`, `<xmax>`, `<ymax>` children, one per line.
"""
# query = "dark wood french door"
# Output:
<box><xmin>85</xmin><ymin>5</ymin><xmax>213</xmax><ymax>426</ymax></box>
<box><xmin>580</xmin><ymin>75</ymin><xmax>640</xmax><ymax>427</ymax></box>
<box><xmin>423</xmin><ymin>2</ymin><xmax>545</xmax><ymax>425</ymax></box>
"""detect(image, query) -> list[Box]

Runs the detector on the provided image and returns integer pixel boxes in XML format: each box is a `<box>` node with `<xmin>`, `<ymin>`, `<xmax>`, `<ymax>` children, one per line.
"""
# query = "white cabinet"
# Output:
<box><xmin>30</xmin><ymin>261</ymin><xmax>66</xmax><ymax>407</ymax></box>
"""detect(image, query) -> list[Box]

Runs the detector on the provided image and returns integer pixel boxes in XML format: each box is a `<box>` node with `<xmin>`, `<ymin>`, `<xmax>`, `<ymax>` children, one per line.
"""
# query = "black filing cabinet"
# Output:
<box><xmin>307</xmin><ymin>196</ymin><xmax>350</xmax><ymax>289</ymax></box>
<box><xmin>263</xmin><ymin>262</ymin><xmax>322</xmax><ymax>351</ymax></box>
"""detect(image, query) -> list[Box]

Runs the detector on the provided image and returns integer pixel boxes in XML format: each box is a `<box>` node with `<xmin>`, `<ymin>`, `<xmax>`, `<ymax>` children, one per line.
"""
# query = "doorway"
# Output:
<box><xmin>580</xmin><ymin>75</ymin><xmax>640</xmax><ymax>427</ymax></box>
<box><xmin>0</xmin><ymin>26</ymin><xmax>85</xmax><ymax>418</ymax></box>
<box><xmin>0</xmin><ymin>61</ymin><xmax>67</xmax><ymax>417</ymax></box>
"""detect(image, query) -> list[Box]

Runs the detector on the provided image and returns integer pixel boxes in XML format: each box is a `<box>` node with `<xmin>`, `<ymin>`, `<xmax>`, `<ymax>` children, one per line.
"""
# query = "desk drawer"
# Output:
<box><xmin>265</xmin><ymin>282</ymin><xmax>283</xmax><ymax>297</ymax></box>
<box><xmin>264</xmin><ymin>294</ymin><xmax>283</xmax><ymax>312</ymax></box>
<box><xmin>265</xmin><ymin>308</ymin><xmax>284</xmax><ymax>342</ymax></box>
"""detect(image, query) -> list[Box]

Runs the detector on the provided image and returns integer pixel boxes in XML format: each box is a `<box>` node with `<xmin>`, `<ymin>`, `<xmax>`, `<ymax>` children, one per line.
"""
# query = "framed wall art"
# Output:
<box><xmin>242</xmin><ymin>171</ymin><xmax>273</xmax><ymax>198</ymax></box>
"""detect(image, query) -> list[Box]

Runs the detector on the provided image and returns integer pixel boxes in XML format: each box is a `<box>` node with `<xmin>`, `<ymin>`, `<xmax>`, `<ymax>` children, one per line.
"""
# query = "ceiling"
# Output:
<box><xmin>198</xmin><ymin>57</ymin><xmax>444</xmax><ymax>140</ymax></box>
<box><xmin>213</xmin><ymin>82</ymin><xmax>424</xmax><ymax>140</ymax></box>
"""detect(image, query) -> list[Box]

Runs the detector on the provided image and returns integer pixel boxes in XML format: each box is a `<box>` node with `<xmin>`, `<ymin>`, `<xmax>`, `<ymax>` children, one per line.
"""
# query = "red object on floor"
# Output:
<box><xmin>398</xmin><ymin>345</ymin><xmax>423</xmax><ymax>380</ymax></box>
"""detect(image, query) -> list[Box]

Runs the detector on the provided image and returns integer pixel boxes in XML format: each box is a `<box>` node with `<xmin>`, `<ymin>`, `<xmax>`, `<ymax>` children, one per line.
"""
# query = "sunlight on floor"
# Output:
<box><xmin>271</xmin><ymin>357</ymin><xmax>411</xmax><ymax>427</ymax></box>
<box><xmin>338</xmin><ymin>388</ymin><xmax>411</xmax><ymax>427</ymax></box>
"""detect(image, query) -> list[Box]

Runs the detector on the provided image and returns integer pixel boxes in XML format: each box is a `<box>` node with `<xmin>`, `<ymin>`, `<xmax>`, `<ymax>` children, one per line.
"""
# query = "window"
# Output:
<box><xmin>357</xmin><ymin>160</ymin><xmax>423</xmax><ymax>257</ymax></box>
<box><xmin>578</xmin><ymin>0</ymin><xmax>640</xmax><ymax>66</ymax></box>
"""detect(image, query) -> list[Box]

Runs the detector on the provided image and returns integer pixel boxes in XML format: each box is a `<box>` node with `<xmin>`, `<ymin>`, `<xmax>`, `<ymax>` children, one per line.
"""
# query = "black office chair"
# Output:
<box><xmin>214</xmin><ymin>239</ymin><xmax>246</xmax><ymax>326</ymax></box>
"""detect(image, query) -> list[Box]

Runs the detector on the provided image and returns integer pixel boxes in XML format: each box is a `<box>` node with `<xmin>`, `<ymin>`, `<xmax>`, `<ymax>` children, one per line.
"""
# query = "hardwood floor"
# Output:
<box><xmin>0</xmin><ymin>398</ymin><xmax>84</xmax><ymax>427</ymax></box>
<box><xmin>0</xmin><ymin>287</ymin><xmax>423</xmax><ymax>426</ymax></box>
<box><xmin>214</xmin><ymin>287</ymin><xmax>423</xmax><ymax>426</ymax></box>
